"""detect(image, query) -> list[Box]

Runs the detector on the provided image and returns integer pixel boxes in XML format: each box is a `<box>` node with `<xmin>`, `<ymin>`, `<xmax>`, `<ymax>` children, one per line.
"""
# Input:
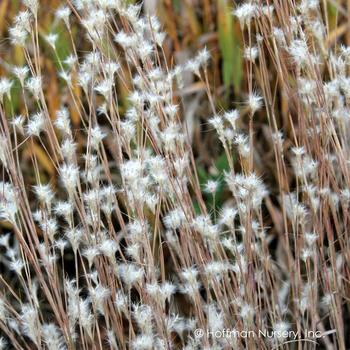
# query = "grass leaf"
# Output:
<box><xmin>217</xmin><ymin>0</ymin><xmax>242</xmax><ymax>92</ymax></box>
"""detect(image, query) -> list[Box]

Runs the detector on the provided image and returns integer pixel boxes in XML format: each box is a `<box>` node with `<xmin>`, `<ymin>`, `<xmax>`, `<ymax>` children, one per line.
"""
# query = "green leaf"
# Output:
<box><xmin>192</xmin><ymin>201</ymin><xmax>202</xmax><ymax>215</ymax></box>
<box><xmin>197</xmin><ymin>165</ymin><xmax>209</xmax><ymax>185</ymax></box>
<box><xmin>217</xmin><ymin>0</ymin><xmax>242</xmax><ymax>92</ymax></box>
<box><xmin>327</xmin><ymin>2</ymin><xmax>338</xmax><ymax>31</ymax></box>
<box><xmin>172</xmin><ymin>0</ymin><xmax>181</xmax><ymax>13</ymax></box>
<box><xmin>215</xmin><ymin>152</ymin><xmax>230</xmax><ymax>172</ymax></box>
<box><xmin>4</xmin><ymin>79</ymin><xmax>21</xmax><ymax>116</ymax></box>
<box><xmin>49</xmin><ymin>23</ymin><xmax>71</xmax><ymax>70</ymax></box>
<box><xmin>195</xmin><ymin>151</ymin><xmax>233</xmax><ymax>212</ymax></box>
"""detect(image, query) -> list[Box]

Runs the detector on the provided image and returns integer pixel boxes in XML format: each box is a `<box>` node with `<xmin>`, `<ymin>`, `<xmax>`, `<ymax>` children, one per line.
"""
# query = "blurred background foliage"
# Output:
<box><xmin>0</xmin><ymin>0</ymin><xmax>342</xmax><ymax>214</ymax></box>
<box><xmin>0</xmin><ymin>0</ymin><xmax>246</xmax><ymax>211</ymax></box>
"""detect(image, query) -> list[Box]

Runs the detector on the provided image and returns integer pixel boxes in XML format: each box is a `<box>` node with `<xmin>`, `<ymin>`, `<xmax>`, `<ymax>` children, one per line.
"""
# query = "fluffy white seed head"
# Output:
<box><xmin>26</xmin><ymin>112</ymin><xmax>46</xmax><ymax>137</ymax></box>
<box><xmin>234</xmin><ymin>3</ymin><xmax>258</xmax><ymax>28</ymax></box>
<box><xmin>42</xmin><ymin>323</ymin><xmax>65</xmax><ymax>350</ymax></box>
<box><xmin>0</xmin><ymin>78</ymin><xmax>13</xmax><ymax>102</ymax></box>
<box><xmin>23</xmin><ymin>0</ymin><xmax>39</xmax><ymax>15</ymax></box>
<box><xmin>273</xmin><ymin>321</ymin><xmax>290</xmax><ymax>341</ymax></box>
<box><xmin>26</xmin><ymin>76</ymin><xmax>42</xmax><ymax>100</ymax></box>
<box><xmin>56</xmin><ymin>5</ymin><xmax>71</xmax><ymax>27</ymax></box>
<box><xmin>90</xmin><ymin>125</ymin><xmax>106</xmax><ymax>149</ymax></box>
<box><xmin>45</xmin><ymin>33</ymin><xmax>58</xmax><ymax>49</ymax></box>
<box><xmin>13</xmin><ymin>66</ymin><xmax>29</xmax><ymax>86</ymax></box>
<box><xmin>55</xmin><ymin>108</ymin><xmax>72</xmax><ymax>136</ymax></box>
<box><xmin>20</xmin><ymin>304</ymin><xmax>41</xmax><ymax>346</ymax></box>
<box><xmin>9</xmin><ymin>24</ymin><xmax>28</xmax><ymax>46</ymax></box>
<box><xmin>204</xmin><ymin>180</ymin><xmax>219</xmax><ymax>194</ymax></box>
<box><xmin>247</xmin><ymin>92</ymin><xmax>263</xmax><ymax>114</ymax></box>
<box><xmin>59</xmin><ymin>164</ymin><xmax>80</xmax><ymax>192</ymax></box>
